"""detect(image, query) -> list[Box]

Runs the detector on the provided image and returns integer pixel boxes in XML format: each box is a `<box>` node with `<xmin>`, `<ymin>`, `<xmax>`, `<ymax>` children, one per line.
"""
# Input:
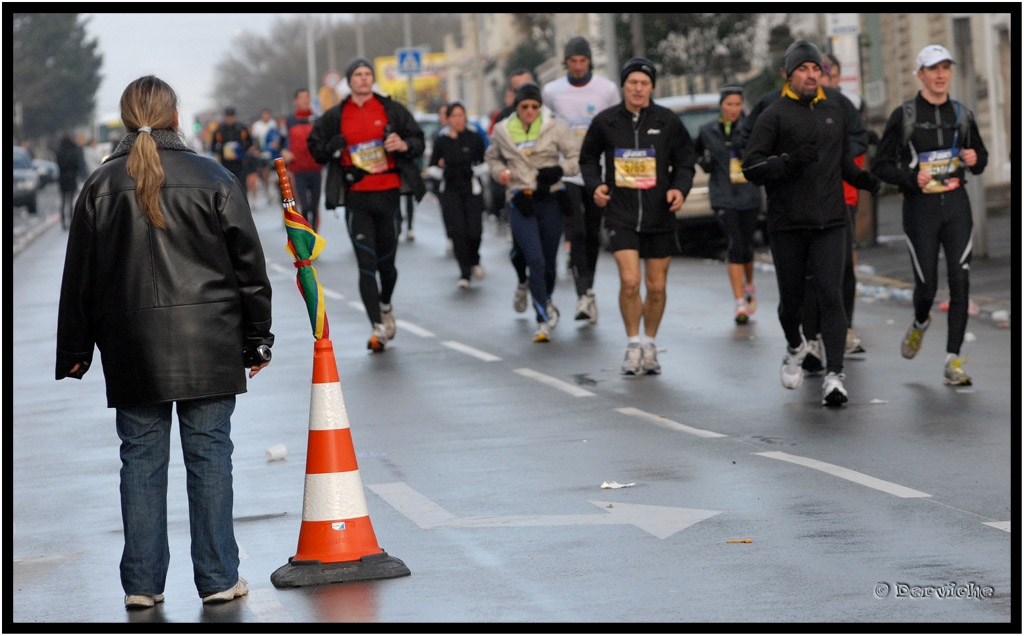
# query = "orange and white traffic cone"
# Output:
<box><xmin>271</xmin><ymin>338</ymin><xmax>409</xmax><ymax>588</ymax></box>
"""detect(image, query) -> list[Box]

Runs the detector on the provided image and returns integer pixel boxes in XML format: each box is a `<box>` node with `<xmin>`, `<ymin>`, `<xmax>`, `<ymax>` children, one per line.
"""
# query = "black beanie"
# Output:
<box><xmin>564</xmin><ymin>36</ymin><xmax>592</xmax><ymax>61</ymax></box>
<box><xmin>620</xmin><ymin>57</ymin><xmax>656</xmax><ymax>87</ymax></box>
<box><xmin>719</xmin><ymin>83</ymin><xmax>744</xmax><ymax>104</ymax></box>
<box><xmin>783</xmin><ymin>41</ymin><xmax>823</xmax><ymax>77</ymax></box>
<box><xmin>513</xmin><ymin>82</ymin><xmax>543</xmax><ymax>107</ymax></box>
<box><xmin>345</xmin><ymin>56</ymin><xmax>374</xmax><ymax>84</ymax></box>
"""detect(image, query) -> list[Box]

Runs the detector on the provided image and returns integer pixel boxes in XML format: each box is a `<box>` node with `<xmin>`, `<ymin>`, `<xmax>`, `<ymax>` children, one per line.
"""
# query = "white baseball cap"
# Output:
<box><xmin>916</xmin><ymin>44</ymin><xmax>956</xmax><ymax>70</ymax></box>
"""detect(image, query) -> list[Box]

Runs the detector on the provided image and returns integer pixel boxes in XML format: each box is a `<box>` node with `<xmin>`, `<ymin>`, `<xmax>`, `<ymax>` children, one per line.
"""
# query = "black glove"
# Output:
<box><xmin>511</xmin><ymin>190</ymin><xmax>535</xmax><ymax>217</ymax></box>
<box><xmin>697</xmin><ymin>149</ymin><xmax>714</xmax><ymax>173</ymax></box>
<box><xmin>325</xmin><ymin>134</ymin><xmax>347</xmax><ymax>156</ymax></box>
<box><xmin>854</xmin><ymin>170</ymin><xmax>881</xmax><ymax>195</ymax></box>
<box><xmin>344</xmin><ymin>165</ymin><xmax>370</xmax><ymax>185</ymax></box>
<box><xmin>787</xmin><ymin>144</ymin><xmax>819</xmax><ymax>169</ymax></box>
<box><xmin>535</xmin><ymin>166</ymin><xmax>564</xmax><ymax>193</ymax></box>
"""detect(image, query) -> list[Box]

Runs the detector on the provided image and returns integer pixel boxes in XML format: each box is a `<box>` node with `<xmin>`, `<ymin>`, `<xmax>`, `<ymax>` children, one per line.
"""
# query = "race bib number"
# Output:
<box><xmin>515</xmin><ymin>140</ymin><xmax>537</xmax><ymax>157</ymax></box>
<box><xmin>349</xmin><ymin>139</ymin><xmax>389</xmax><ymax>174</ymax></box>
<box><xmin>729</xmin><ymin>153</ymin><xmax>747</xmax><ymax>184</ymax></box>
<box><xmin>919</xmin><ymin>148</ymin><xmax>960</xmax><ymax>194</ymax></box>
<box><xmin>614</xmin><ymin>148</ymin><xmax>656</xmax><ymax>189</ymax></box>
<box><xmin>222</xmin><ymin>141</ymin><xmax>241</xmax><ymax>162</ymax></box>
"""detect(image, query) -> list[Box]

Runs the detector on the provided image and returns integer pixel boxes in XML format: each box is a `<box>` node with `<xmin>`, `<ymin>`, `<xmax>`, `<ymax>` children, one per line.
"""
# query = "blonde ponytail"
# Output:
<box><xmin>119</xmin><ymin>76</ymin><xmax>179</xmax><ymax>229</ymax></box>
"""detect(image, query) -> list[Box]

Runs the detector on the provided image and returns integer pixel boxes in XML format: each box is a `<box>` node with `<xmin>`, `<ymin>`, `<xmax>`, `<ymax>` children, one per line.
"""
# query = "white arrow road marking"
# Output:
<box><xmin>755</xmin><ymin>451</ymin><xmax>931</xmax><ymax>498</ymax></box>
<box><xmin>616</xmin><ymin>407</ymin><xmax>728</xmax><ymax>438</ymax></box>
<box><xmin>513</xmin><ymin>368</ymin><xmax>595</xmax><ymax>397</ymax></box>
<box><xmin>368</xmin><ymin>482</ymin><xmax>721</xmax><ymax>540</ymax></box>
<box><xmin>984</xmin><ymin>521</ymin><xmax>1010</xmax><ymax>532</ymax></box>
<box><xmin>441</xmin><ymin>340</ymin><xmax>501</xmax><ymax>361</ymax></box>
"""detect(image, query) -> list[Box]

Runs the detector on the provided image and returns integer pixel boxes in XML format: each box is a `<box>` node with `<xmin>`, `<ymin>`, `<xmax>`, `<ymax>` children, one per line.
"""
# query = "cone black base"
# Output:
<box><xmin>270</xmin><ymin>552</ymin><xmax>410</xmax><ymax>588</ymax></box>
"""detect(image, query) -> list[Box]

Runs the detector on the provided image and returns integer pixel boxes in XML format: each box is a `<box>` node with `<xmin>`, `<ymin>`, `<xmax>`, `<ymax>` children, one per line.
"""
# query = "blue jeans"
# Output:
<box><xmin>116</xmin><ymin>396</ymin><xmax>239</xmax><ymax>598</ymax></box>
<box><xmin>508</xmin><ymin>197</ymin><xmax>563</xmax><ymax>323</ymax></box>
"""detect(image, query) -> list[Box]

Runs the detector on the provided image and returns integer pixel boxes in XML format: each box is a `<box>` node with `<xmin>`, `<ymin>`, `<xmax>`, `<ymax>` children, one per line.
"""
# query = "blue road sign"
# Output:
<box><xmin>397</xmin><ymin>48</ymin><xmax>423</xmax><ymax>76</ymax></box>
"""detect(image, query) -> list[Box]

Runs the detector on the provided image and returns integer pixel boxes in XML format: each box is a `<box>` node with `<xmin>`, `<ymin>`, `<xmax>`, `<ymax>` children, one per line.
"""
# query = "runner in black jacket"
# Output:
<box><xmin>741</xmin><ymin>41</ymin><xmax>878</xmax><ymax>407</ymax></box>
<box><xmin>580</xmin><ymin>57</ymin><xmax>696</xmax><ymax>376</ymax></box>
<box><xmin>871</xmin><ymin>44</ymin><xmax>988</xmax><ymax>386</ymax></box>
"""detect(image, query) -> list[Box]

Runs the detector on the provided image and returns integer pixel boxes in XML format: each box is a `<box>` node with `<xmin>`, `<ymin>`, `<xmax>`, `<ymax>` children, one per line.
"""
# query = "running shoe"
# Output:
<box><xmin>367</xmin><ymin>323</ymin><xmax>388</xmax><ymax>353</ymax></box>
<box><xmin>533</xmin><ymin>321</ymin><xmax>551</xmax><ymax>343</ymax></box>
<box><xmin>620</xmin><ymin>342</ymin><xmax>643</xmax><ymax>375</ymax></box>
<box><xmin>640</xmin><ymin>342</ymin><xmax>661</xmax><ymax>375</ymax></box>
<box><xmin>380</xmin><ymin>303</ymin><xmax>396</xmax><ymax>340</ymax></box>
<box><xmin>545</xmin><ymin>300</ymin><xmax>560</xmax><ymax>329</ymax></box>
<box><xmin>585</xmin><ymin>290</ymin><xmax>597</xmax><ymax>324</ymax></box>
<box><xmin>901</xmin><ymin>316</ymin><xmax>930</xmax><ymax>359</ymax></box>
<box><xmin>943</xmin><ymin>356</ymin><xmax>972</xmax><ymax>386</ymax></box>
<box><xmin>405</xmin><ymin>229</ymin><xmax>415</xmax><ymax>242</ymax></box>
<box><xmin>472</xmin><ymin>264</ymin><xmax>486</xmax><ymax>279</ymax></box>
<box><xmin>457</xmin><ymin>278</ymin><xmax>471</xmax><ymax>289</ymax></box>
<box><xmin>575</xmin><ymin>294</ymin><xmax>595</xmax><ymax>322</ymax></box>
<box><xmin>846</xmin><ymin>329</ymin><xmax>866</xmax><ymax>354</ymax></box>
<box><xmin>780</xmin><ymin>340</ymin><xmax>808</xmax><ymax>389</ymax></box>
<box><xmin>821</xmin><ymin>372</ymin><xmax>849</xmax><ymax>407</ymax></box>
<box><xmin>743</xmin><ymin>284</ymin><xmax>757</xmax><ymax>314</ymax></box>
<box><xmin>802</xmin><ymin>337</ymin><xmax>825</xmax><ymax>374</ymax></box>
<box><xmin>734</xmin><ymin>300</ymin><xmax>750</xmax><ymax>325</ymax></box>
<box><xmin>513</xmin><ymin>283</ymin><xmax>529</xmax><ymax>313</ymax></box>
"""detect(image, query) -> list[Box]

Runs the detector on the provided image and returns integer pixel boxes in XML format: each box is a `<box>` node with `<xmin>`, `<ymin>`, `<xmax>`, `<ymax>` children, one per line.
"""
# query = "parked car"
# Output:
<box><xmin>13</xmin><ymin>146</ymin><xmax>40</xmax><ymax>214</ymax></box>
<box><xmin>32</xmin><ymin>158</ymin><xmax>59</xmax><ymax>188</ymax></box>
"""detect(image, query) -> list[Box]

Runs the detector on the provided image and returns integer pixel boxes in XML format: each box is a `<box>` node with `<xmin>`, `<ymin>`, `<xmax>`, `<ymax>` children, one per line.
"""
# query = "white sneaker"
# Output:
<box><xmin>822</xmin><ymin>372</ymin><xmax>849</xmax><ymax>407</ymax></box>
<box><xmin>405</xmin><ymin>229</ymin><xmax>415</xmax><ymax>242</ymax></box>
<box><xmin>620</xmin><ymin>343</ymin><xmax>643</xmax><ymax>376</ymax></box>
<box><xmin>472</xmin><ymin>264</ymin><xmax>486</xmax><ymax>279</ymax></box>
<box><xmin>457</xmin><ymin>278</ymin><xmax>471</xmax><ymax>289</ymax></box>
<box><xmin>513</xmin><ymin>283</ymin><xmax>529</xmax><ymax>313</ymax></box>
<box><xmin>380</xmin><ymin>303</ymin><xmax>396</xmax><ymax>340</ymax></box>
<box><xmin>533</xmin><ymin>321</ymin><xmax>551</xmax><ymax>343</ymax></box>
<box><xmin>846</xmin><ymin>329</ymin><xmax>865</xmax><ymax>354</ymax></box>
<box><xmin>368</xmin><ymin>324</ymin><xmax>388</xmax><ymax>353</ymax></box>
<box><xmin>574</xmin><ymin>290</ymin><xmax>597</xmax><ymax>323</ymax></box>
<box><xmin>545</xmin><ymin>300</ymin><xmax>560</xmax><ymax>329</ymax></box>
<box><xmin>640</xmin><ymin>342</ymin><xmax>661</xmax><ymax>375</ymax></box>
<box><xmin>125</xmin><ymin>593</ymin><xmax>165</xmax><ymax>609</ymax></box>
<box><xmin>780</xmin><ymin>339</ymin><xmax>808</xmax><ymax>389</ymax></box>
<box><xmin>202</xmin><ymin>578</ymin><xmax>248</xmax><ymax>605</ymax></box>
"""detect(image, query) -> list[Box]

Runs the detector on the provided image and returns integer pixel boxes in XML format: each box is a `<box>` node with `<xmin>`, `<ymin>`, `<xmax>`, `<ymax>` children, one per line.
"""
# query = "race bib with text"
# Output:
<box><xmin>349</xmin><ymin>139</ymin><xmax>389</xmax><ymax>174</ymax></box>
<box><xmin>614</xmin><ymin>148</ymin><xmax>656</xmax><ymax>189</ymax></box>
<box><xmin>919</xmin><ymin>148</ymin><xmax>961</xmax><ymax>194</ymax></box>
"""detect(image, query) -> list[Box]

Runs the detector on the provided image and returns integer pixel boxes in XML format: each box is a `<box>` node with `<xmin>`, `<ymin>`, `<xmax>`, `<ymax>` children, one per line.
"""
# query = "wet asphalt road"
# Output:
<box><xmin>12</xmin><ymin>184</ymin><xmax>1014</xmax><ymax>626</ymax></box>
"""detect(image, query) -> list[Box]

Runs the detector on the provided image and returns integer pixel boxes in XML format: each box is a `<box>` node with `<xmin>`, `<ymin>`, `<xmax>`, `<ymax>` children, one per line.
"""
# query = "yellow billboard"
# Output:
<box><xmin>374</xmin><ymin>53</ymin><xmax>447</xmax><ymax>113</ymax></box>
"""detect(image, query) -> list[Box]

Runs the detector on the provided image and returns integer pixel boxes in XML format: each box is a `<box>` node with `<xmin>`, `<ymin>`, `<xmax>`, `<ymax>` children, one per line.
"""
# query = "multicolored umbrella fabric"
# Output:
<box><xmin>276</xmin><ymin>158</ymin><xmax>329</xmax><ymax>340</ymax></box>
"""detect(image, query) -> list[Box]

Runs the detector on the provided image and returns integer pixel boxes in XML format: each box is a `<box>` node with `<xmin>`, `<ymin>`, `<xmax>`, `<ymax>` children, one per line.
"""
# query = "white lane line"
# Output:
<box><xmin>755</xmin><ymin>451</ymin><xmax>931</xmax><ymax>498</ymax></box>
<box><xmin>322</xmin><ymin>288</ymin><xmax>344</xmax><ymax>300</ymax></box>
<box><xmin>615</xmin><ymin>407</ymin><xmax>727</xmax><ymax>438</ymax></box>
<box><xmin>441</xmin><ymin>340</ymin><xmax>501</xmax><ymax>361</ymax></box>
<box><xmin>398</xmin><ymin>320</ymin><xmax>435</xmax><ymax>338</ymax></box>
<box><xmin>984</xmin><ymin>521</ymin><xmax>1010</xmax><ymax>533</ymax></box>
<box><xmin>514</xmin><ymin>368</ymin><xmax>595</xmax><ymax>397</ymax></box>
<box><xmin>348</xmin><ymin>301</ymin><xmax>365</xmax><ymax>312</ymax></box>
<box><xmin>268</xmin><ymin>262</ymin><xmax>291</xmax><ymax>275</ymax></box>
<box><xmin>246</xmin><ymin>586</ymin><xmax>294</xmax><ymax>623</ymax></box>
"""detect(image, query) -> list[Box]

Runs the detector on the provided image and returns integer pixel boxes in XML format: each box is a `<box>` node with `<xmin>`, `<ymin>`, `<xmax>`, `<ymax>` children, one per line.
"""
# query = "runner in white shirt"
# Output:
<box><xmin>542</xmin><ymin>36</ymin><xmax>621</xmax><ymax>325</ymax></box>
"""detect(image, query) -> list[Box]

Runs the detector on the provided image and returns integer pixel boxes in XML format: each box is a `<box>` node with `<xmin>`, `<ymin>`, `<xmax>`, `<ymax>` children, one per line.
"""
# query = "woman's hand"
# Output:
<box><xmin>498</xmin><ymin>168</ymin><xmax>512</xmax><ymax>186</ymax></box>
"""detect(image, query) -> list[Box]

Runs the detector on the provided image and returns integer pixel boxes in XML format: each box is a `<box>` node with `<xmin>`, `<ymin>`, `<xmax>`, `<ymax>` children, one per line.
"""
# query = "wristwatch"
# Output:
<box><xmin>244</xmin><ymin>344</ymin><xmax>272</xmax><ymax>367</ymax></box>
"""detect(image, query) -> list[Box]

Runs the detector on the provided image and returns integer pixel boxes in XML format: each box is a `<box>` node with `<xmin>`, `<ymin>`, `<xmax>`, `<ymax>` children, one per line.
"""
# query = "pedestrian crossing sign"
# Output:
<box><xmin>397</xmin><ymin>48</ymin><xmax>423</xmax><ymax>76</ymax></box>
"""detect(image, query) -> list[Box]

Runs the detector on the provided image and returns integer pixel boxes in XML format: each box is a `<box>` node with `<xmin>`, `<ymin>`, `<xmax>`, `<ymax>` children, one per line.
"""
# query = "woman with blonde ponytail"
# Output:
<box><xmin>56</xmin><ymin>75</ymin><xmax>274</xmax><ymax>609</ymax></box>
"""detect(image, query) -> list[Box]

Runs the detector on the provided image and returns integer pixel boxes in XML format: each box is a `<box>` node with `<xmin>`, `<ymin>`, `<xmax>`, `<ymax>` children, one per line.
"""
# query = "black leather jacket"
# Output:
<box><xmin>56</xmin><ymin>145</ymin><xmax>273</xmax><ymax>408</ymax></box>
<box><xmin>307</xmin><ymin>92</ymin><xmax>426</xmax><ymax>209</ymax></box>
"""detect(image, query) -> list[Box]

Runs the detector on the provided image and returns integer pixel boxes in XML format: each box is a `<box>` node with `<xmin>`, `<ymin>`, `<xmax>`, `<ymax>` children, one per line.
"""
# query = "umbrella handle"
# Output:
<box><xmin>274</xmin><ymin>158</ymin><xmax>294</xmax><ymax>201</ymax></box>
